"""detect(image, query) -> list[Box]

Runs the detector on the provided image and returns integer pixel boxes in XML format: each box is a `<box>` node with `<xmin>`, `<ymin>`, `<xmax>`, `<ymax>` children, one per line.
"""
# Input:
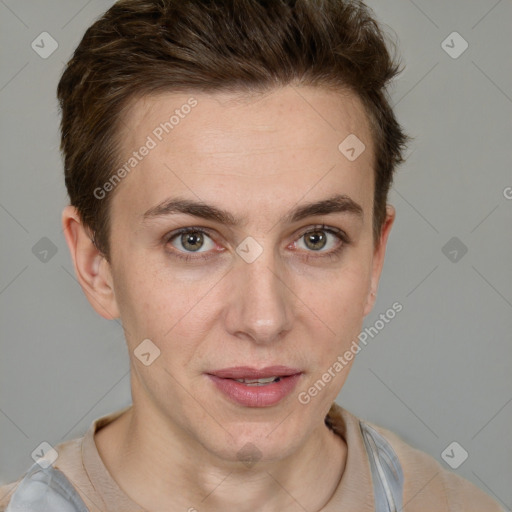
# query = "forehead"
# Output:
<box><xmin>111</xmin><ymin>85</ymin><xmax>375</xmax><ymax>226</ymax></box>
<box><xmin>121</xmin><ymin>85</ymin><xmax>372</xmax><ymax>154</ymax></box>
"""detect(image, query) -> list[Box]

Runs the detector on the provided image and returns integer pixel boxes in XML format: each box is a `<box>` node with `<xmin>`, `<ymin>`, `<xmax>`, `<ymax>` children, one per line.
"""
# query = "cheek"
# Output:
<box><xmin>302</xmin><ymin>257</ymin><xmax>371</xmax><ymax>317</ymax></box>
<box><xmin>298</xmin><ymin>257</ymin><xmax>372</xmax><ymax>366</ymax></box>
<box><xmin>113</xmin><ymin>257</ymin><xmax>216</xmax><ymax>352</ymax></box>
<box><xmin>111</xmin><ymin>258</ymin><xmax>166</xmax><ymax>341</ymax></box>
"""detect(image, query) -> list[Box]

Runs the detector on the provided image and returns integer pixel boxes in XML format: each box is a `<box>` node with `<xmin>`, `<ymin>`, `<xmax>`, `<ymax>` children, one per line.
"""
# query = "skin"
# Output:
<box><xmin>62</xmin><ymin>85</ymin><xmax>395</xmax><ymax>512</ymax></box>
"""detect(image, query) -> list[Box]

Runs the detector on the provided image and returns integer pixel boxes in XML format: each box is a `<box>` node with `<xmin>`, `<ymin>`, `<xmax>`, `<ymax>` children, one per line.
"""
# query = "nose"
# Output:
<box><xmin>223</xmin><ymin>245</ymin><xmax>294</xmax><ymax>345</ymax></box>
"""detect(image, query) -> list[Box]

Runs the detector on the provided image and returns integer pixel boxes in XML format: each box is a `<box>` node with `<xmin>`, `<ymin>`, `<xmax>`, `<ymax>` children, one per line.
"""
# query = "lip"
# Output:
<box><xmin>208</xmin><ymin>366</ymin><xmax>302</xmax><ymax>379</ymax></box>
<box><xmin>206</xmin><ymin>366</ymin><xmax>303</xmax><ymax>407</ymax></box>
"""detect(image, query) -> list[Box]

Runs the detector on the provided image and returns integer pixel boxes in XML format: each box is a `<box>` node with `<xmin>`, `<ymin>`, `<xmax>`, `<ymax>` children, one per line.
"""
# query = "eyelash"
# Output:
<box><xmin>164</xmin><ymin>224</ymin><xmax>350</xmax><ymax>263</ymax></box>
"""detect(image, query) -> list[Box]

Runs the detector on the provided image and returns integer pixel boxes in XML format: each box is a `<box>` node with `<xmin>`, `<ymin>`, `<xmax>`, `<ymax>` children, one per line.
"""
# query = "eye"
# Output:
<box><xmin>294</xmin><ymin>225</ymin><xmax>348</xmax><ymax>255</ymax></box>
<box><xmin>167</xmin><ymin>228</ymin><xmax>216</xmax><ymax>253</ymax></box>
<box><xmin>164</xmin><ymin>224</ymin><xmax>349</xmax><ymax>263</ymax></box>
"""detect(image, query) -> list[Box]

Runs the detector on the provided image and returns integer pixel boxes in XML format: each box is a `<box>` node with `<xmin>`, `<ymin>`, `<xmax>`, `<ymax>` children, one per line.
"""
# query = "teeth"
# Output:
<box><xmin>234</xmin><ymin>376</ymin><xmax>281</xmax><ymax>386</ymax></box>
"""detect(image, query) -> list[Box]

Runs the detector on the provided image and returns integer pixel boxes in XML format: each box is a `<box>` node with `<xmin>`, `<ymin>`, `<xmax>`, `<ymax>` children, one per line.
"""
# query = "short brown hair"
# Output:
<box><xmin>57</xmin><ymin>0</ymin><xmax>410</xmax><ymax>261</ymax></box>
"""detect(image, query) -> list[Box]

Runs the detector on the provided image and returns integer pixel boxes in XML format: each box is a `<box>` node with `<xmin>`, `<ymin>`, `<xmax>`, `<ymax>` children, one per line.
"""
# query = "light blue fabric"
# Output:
<box><xmin>360</xmin><ymin>421</ymin><xmax>405</xmax><ymax>512</ymax></box>
<box><xmin>5</xmin><ymin>462</ymin><xmax>89</xmax><ymax>512</ymax></box>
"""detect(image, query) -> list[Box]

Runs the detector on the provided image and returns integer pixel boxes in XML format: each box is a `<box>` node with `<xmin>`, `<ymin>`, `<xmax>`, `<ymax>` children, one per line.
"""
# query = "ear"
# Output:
<box><xmin>363</xmin><ymin>204</ymin><xmax>395</xmax><ymax>317</ymax></box>
<box><xmin>61</xmin><ymin>205</ymin><xmax>120</xmax><ymax>320</ymax></box>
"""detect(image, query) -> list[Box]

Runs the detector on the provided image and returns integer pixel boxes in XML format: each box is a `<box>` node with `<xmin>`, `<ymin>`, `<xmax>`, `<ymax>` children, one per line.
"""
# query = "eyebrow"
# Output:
<box><xmin>141</xmin><ymin>193</ymin><xmax>364</xmax><ymax>226</ymax></box>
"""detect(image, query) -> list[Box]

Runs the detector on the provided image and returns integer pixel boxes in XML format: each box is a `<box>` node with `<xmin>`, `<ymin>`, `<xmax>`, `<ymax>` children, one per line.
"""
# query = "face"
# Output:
<box><xmin>65</xmin><ymin>85</ymin><xmax>394</xmax><ymax>463</ymax></box>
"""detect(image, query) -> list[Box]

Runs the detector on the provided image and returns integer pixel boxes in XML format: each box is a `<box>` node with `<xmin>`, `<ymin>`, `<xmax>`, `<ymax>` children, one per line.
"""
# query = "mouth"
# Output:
<box><xmin>206</xmin><ymin>366</ymin><xmax>303</xmax><ymax>407</ymax></box>
<box><xmin>231</xmin><ymin>376</ymin><xmax>283</xmax><ymax>386</ymax></box>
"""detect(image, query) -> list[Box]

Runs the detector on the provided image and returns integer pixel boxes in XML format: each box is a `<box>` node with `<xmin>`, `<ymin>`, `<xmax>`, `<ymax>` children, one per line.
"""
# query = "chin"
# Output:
<box><xmin>202</xmin><ymin>417</ymin><xmax>305</xmax><ymax>466</ymax></box>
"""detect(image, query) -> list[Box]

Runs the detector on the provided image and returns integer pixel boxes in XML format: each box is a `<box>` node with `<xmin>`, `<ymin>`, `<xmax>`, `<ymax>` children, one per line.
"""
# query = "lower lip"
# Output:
<box><xmin>207</xmin><ymin>373</ymin><xmax>302</xmax><ymax>407</ymax></box>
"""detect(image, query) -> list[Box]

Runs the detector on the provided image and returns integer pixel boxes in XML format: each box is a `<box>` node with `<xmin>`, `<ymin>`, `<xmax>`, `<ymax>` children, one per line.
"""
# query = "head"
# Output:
<box><xmin>60</xmin><ymin>0</ymin><xmax>409</xmax><ymax>464</ymax></box>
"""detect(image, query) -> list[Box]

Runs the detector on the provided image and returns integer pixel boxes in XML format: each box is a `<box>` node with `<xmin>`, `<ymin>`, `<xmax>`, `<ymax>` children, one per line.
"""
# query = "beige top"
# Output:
<box><xmin>0</xmin><ymin>403</ymin><xmax>503</xmax><ymax>511</ymax></box>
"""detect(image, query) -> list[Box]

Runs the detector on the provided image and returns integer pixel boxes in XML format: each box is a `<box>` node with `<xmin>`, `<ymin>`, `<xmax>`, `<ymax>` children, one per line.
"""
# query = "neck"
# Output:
<box><xmin>95</xmin><ymin>405</ymin><xmax>346</xmax><ymax>512</ymax></box>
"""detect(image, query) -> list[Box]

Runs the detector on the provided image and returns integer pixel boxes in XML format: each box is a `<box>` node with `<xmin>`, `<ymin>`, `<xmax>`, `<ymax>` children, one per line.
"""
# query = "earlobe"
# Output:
<box><xmin>363</xmin><ymin>289</ymin><xmax>377</xmax><ymax>318</ymax></box>
<box><xmin>61</xmin><ymin>205</ymin><xmax>120</xmax><ymax>320</ymax></box>
<box><xmin>363</xmin><ymin>204</ymin><xmax>396</xmax><ymax>317</ymax></box>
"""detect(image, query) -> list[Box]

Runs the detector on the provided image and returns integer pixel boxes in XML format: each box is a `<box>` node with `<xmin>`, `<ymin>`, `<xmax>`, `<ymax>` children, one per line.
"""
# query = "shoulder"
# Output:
<box><xmin>0</xmin><ymin>462</ymin><xmax>89</xmax><ymax>512</ymax></box>
<box><xmin>366</xmin><ymin>421</ymin><xmax>503</xmax><ymax>512</ymax></box>
<box><xmin>0</xmin><ymin>437</ymin><xmax>88</xmax><ymax>512</ymax></box>
<box><xmin>0</xmin><ymin>481</ymin><xmax>19</xmax><ymax>511</ymax></box>
<box><xmin>0</xmin><ymin>407</ymin><xmax>130</xmax><ymax>512</ymax></box>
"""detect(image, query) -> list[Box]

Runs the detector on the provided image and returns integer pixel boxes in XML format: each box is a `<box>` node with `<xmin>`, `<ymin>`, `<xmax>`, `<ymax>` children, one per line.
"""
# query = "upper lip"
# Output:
<box><xmin>208</xmin><ymin>366</ymin><xmax>302</xmax><ymax>379</ymax></box>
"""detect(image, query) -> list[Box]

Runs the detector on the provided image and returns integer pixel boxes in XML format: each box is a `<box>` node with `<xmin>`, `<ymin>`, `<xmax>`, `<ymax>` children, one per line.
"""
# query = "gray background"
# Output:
<box><xmin>1</xmin><ymin>0</ymin><xmax>511</xmax><ymax>509</ymax></box>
